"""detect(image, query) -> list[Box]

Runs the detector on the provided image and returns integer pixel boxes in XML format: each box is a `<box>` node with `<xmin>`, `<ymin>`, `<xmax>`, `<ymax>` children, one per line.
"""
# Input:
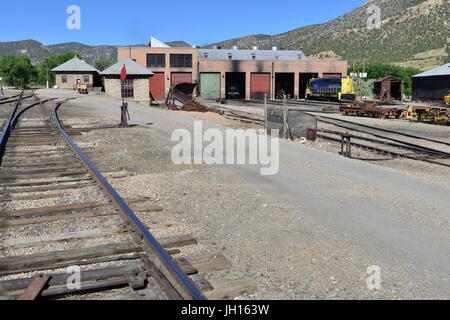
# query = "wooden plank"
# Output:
<box><xmin>0</xmin><ymin>193</ymin><xmax>67</xmax><ymax>202</ymax></box>
<box><xmin>204</xmin><ymin>279</ymin><xmax>257</xmax><ymax>300</ymax></box>
<box><xmin>0</xmin><ymin>182</ymin><xmax>97</xmax><ymax>194</ymax></box>
<box><xmin>0</xmin><ymin>211</ymin><xmax>114</xmax><ymax>229</ymax></box>
<box><xmin>185</xmin><ymin>253</ymin><xmax>233</xmax><ymax>273</ymax></box>
<box><xmin>0</xmin><ymin>223</ymin><xmax>177</xmax><ymax>250</ymax></box>
<box><xmin>0</xmin><ymin>178</ymin><xmax>93</xmax><ymax>188</ymax></box>
<box><xmin>0</xmin><ymin>235</ymin><xmax>196</xmax><ymax>273</ymax></box>
<box><xmin>39</xmin><ymin>278</ymin><xmax>128</xmax><ymax>298</ymax></box>
<box><xmin>0</xmin><ymin>198</ymin><xmax>152</xmax><ymax>217</ymax></box>
<box><xmin>139</xmin><ymin>255</ymin><xmax>182</xmax><ymax>300</ymax></box>
<box><xmin>1</xmin><ymin>163</ymin><xmax>82</xmax><ymax>170</ymax></box>
<box><xmin>0</xmin><ymin>205</ymin><xmax>164</xmax><ymax>229</ymax></box>
<box><xmin>194</xmin><ymin>278</ymin><xmax>214</xmax><ymax>293</ymax></box>
<box><xmin>0</xmin><ymin>251</ymin><xmax>179</xmax><ymax>278</ymax></box>
<box><xmin>0</xmin><ymin>171</ymin><xmax>89</xmax><ymax>181</ymax></box>
<box><xmin>174</xmin><ymin>257</ymin><xmax>198</xmax><ymax>276</ymax></box>
<box><xmin>18</xmin><ymin>275</ymin><xmax>51</xmax><ymax>300</ymax></box>
<box><xmin>0</xmin><ymin>265</ymin><xmax>140</xmax><ymax>292</ymax></box>
<box><xmin>2</xmin><ymin>166</ymin><xmax>85</xmax><ymax>176</ymax></box>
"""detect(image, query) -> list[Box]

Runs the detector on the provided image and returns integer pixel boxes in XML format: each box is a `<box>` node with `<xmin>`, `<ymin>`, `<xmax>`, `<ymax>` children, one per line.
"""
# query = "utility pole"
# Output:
<box><xmin>45</xmin><ymin>48</ymin><xmax>50</xmax><ymax>89</ymax></box>
<box><xmin>46</xmin><ymin>58</ymin><xmax>49</xmax><ymax>89</ymax></box>
<box><xmin>361</xmin><ymin>59</ymin><xmax>366</xmax><ymax>100</ymax></box>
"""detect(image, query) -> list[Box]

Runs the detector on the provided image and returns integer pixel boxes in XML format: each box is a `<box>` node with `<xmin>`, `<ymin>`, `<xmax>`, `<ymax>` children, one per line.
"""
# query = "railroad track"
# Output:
<box><xmin>314</xmin><ymin>115</ymin><xmax>450</xmax><ymax>167</ymax></box>
<box><xmin>208</xmin><ymin>101</ymin><xmax>450</xmax><ymax>167</ymax></box>
<box><xmin>0</xmin><ymin>92</ymin><xmax>251</xmax><ymax>300</ymax></box>
<box><xmin>211</xmin><ymin>98</ymin><xmax>341</xmax><ymax>114</ymax></box>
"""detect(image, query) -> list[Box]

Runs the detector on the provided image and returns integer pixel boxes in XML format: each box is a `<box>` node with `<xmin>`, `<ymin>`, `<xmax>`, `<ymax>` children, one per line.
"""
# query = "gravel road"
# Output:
<box><xmin>36</xmin><ymin>89</ymin><xmax>449</xmax><ymax>300</ymax></box>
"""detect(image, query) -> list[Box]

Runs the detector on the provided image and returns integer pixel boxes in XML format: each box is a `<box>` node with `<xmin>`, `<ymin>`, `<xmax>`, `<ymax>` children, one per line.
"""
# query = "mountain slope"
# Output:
<box><xmin>206</xmin><ymin>0</ymin><xmax>448</xmax><ymax>65</ymax></box>
<box><xmin>0</xmin><ymin>40</ymin><xmax>118</xmax><ymax>65</ymax></box>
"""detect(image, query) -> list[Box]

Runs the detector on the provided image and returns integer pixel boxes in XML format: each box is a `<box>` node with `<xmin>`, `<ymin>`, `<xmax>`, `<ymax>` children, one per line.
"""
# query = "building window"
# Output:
<box><xmin>83</xmin><ymin>76</ymin><xmax>89</xmax><ymax>83</ymax></box>
<box><xmin>228</xmin><ymin>54</ymin><xmax>232</xmax><ymax>60</ymax></box>
<box><xmin>170</xmin><ymin>54</ymin><xmax>192</xmax><ymax>68</ymax></box>
<box><xmin>252</xmin><ymin>55</ymin><xmax>256</xmax><ymax>60</ymax></box>
<box><xmin>147</xmin><ymin>54</ymin><xmax>166</xmax><ymax>68</ymax></box>
<box><xmin>121</xmin><ymin>79</ymin><xmax>134</xmax><ymax>98</ymax></box>
<box><xmin>62</xmin><ymin>76</ymin><xmax>67</xmax><ymax>83</ymax></box>
<box><xmin>204</xmin><ymin>54</ymin><xmax>208</xmax><ymax>59</ymax></box>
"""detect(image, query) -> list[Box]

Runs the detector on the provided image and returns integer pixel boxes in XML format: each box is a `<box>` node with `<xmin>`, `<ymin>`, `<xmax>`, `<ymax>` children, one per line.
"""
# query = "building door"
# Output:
<box><xmin>149</xmin><ymin>72</ymin><xmax>165</xmax><ymax>100</ymax></box>
<box><xmin>250</xmin><ymin>73</ymin><xmax>271</xmax><ymax>100</ymax></box>
<box><xmin>299</xmin><ymin>73</ymin><xmax>319</xmax><ymax>99</ymax></box>
<box><xmin>200</xmin><ymin>73</ymin><xmax>221</xmax><ymax>99</ymax></box>
<box><xmin>171</xmin><ymin>72</ymin><xmax>193</xmax><ymax>87</ymax></box>
<box><xmin>226</xmin><ymin>73</ymin><xmax>246</xmax><ymax>99</ymax></box>
<box><xmin>275</xmin><ymin>73</ymin><xmax>295</xmax><ymax>99</ymax></box>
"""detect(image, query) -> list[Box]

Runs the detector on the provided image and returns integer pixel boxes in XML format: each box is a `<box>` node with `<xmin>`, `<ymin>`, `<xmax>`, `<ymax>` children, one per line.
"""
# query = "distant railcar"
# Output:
<box><xmin>306</xmin><ymin>77</ymin><xmax>356</xmax><ymax>102</ymax></box>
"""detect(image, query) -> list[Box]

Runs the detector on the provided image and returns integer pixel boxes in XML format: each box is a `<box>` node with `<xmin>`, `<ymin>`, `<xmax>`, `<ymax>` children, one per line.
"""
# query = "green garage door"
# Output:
<box><xmin>200</xmin><ymin>73</ymin><xmax>221</xmax><ymax>99</ymax></box>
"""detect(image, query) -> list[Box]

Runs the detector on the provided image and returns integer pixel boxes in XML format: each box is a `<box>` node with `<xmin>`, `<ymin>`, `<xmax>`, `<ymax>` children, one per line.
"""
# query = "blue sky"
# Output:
<box><xmin>0</xmin><ymin>0</ymin><xmax>367</xmax><ymax>46</ymax></box>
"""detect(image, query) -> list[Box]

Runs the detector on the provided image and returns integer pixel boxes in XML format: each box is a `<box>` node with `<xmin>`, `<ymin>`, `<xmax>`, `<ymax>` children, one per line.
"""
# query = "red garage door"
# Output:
<box><xmin>171</xmin><ymin>73</ymin><xmax>192</xmax><ymax>87</ymax></box>
<box><xmin>149</xmin><ymin>72</ymin><xmax>165</xmax><ymax>100</ymax></box>
<box><xmin>251</xmin><ymin>73</ymin><xmax>271</xmax><ymax>100</ymax></box>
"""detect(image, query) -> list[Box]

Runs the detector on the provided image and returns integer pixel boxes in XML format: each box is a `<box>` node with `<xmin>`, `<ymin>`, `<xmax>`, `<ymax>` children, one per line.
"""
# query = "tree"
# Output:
<box><xmin>95</xmin><ymin>58</ymin><xmax>114</xmax><ymax>72</ymax></box>
<box><xmin>349</xmin><ymin>63</ymin><xmax>422</xmax><ymax>96</ymax></box>
<box><xmin>0</xmin><ymin>56</ymin><xmax>37</xmax><ymax>88</ymax></box>
<box><xmin>37</xmin><ymin>53</ymin><xmax>79</xmax><ymax>87</ymax></box>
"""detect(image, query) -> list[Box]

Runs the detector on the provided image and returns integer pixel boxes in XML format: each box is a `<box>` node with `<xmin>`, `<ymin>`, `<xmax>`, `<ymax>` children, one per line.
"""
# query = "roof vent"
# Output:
<box><xmin>232</xmin><ymin>46</ymin><xmax>238</xmax><ymax>50</ymax></box>
<box><xmin>252</xmin><ymin>46</ymin><xmax>258</xmax><ymax>50</ymax></box>
<box><xmin>272</xmin><ymin>47</ymin><xmax>278</xmax><ymax>51</ymax></box>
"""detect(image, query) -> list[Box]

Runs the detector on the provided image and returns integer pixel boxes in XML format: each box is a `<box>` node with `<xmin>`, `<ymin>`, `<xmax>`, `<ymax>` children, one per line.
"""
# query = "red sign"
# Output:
<box><xmin>120</xmin><ymin>65</ymin><xmax>127</xmax><ymax>81</ymax></box>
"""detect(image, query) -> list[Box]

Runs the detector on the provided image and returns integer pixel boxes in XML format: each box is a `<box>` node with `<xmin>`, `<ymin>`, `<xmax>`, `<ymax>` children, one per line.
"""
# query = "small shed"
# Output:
<box><xmin>373</xmin><ymin>76</ymin><xmax>403</xmax><ymax>101</ymax></box>
<box><xmin>101</xmin><ymin>59</ymin><xmax>154</xmax><ymax>103</ymax></box>
<box><xmin>51</xmin><ymin>57</ymin><xmax>100</xmax><ymax>90</ymax></box>
<box><xmin>412</xmin><ymin>63</ymin><xmax>450</xmax><ymax>102</ymax></box>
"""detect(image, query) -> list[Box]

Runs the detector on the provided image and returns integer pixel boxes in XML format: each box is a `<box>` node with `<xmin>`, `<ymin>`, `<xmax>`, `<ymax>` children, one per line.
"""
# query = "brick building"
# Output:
<box><xmin>52</xmin><ymin>57</ymin><xmax>100</xmax><ymax>90</ymax></box>
<box><xmin>100</xmin><ymin>58</ymin><xmax>153</xmax><ymax>103</ymax></box>
<box><xmin>118</xmin><ymin>37</ymin><xmax>348</xmax><ymax>101</ymax></box>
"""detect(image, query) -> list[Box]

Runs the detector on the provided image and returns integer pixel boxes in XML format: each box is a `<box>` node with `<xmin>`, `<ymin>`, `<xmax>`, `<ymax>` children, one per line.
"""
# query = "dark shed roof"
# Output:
<box><xmin>374</xmin><ymin>76</ymin><xmax>403</xmax><ymax>83</ymax></box>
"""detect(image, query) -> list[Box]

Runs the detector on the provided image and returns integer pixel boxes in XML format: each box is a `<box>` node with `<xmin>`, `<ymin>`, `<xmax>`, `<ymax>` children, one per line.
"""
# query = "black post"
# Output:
<box><xmin>120</xmin><ymin>79</ymin><xmax>128</xmax><ymax>127</ymax></box>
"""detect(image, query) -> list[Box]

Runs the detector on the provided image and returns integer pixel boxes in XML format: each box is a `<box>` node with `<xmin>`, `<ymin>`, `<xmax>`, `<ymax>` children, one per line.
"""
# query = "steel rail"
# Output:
<box><xmin>316</xmin><ymin>119</ymin><xmax>450</xmax><ymax>158</ymax></box>
<box><xmin>0</xmin><ymin>93</ymin><xmax>21</xmax><ymax>101</ymax></box>
<box><xmin>317</xmin><ymin>128</ymin><xmax>450</xmax><ymax>158</ymax></box>
<box><xmin>0</xmin><ymin>91</ymin><xmax>24</xmax><ymax>164</ymax></box>
<box><xmin>33</xmin><ymin>98</ymin><xmax>205</xmax><ymax>300</ymax></box>
<box><xmin>11</xmin><ymin>98</ymin><xmax>58</xmax><ymax>128</ymax></box>
<box><xmin>317</xmin><ymin>133</ymin><xmax>450</xmax><ymax>168</ymax></box>
<box><xmin>0</xmin><ymin>94</ymin><xmax>34</xmax><ymax>106</ymax></box>
<box><xmin>315</xmin><ymin>115</ymin><xmax>450</xmax><ymax>147</ymax></box>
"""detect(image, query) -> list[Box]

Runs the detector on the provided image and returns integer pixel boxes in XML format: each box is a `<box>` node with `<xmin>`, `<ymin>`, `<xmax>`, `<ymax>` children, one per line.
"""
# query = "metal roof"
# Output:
<box><xmin>100</xmin><ymin>58</ymin><xmax>154</xmax><ymax>76</ymax></box>
<box><xmin>198</xmin><ymin>49</ymin><xmax>308</xmax><ymax>61</ymax></box>
<box><xmin>51</xmin><ymin>57</ymin><xmax>99</xmax><ymax>73</ymax></box>
<box><xmin>412</xmin><ymin>63</ymin><xmax>450</xmax><ymax>78</ymax></box>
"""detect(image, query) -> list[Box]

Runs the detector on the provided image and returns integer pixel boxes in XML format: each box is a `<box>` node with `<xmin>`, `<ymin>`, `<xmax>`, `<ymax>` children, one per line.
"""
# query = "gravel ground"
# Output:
<box><xmin>31</xmin><ymin>89</ymin><xmax>450</xmax><ymax>300</ymax></box>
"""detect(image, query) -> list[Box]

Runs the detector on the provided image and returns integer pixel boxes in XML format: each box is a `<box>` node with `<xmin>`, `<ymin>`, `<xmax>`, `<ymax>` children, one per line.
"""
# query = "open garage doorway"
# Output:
<box><xmin>299</xmin><ymin>73</ymin><xmax>318</xmax><ymax>99</ymax></box>
<box><xmin>275</xmin><ymin>73</ymin><xmax>295</xmax><ymax>100</ymax></box>
<box><xmin>226</xmin><ymin>72</ymin><xmax>246</xmax><ymax>99</ymax></box>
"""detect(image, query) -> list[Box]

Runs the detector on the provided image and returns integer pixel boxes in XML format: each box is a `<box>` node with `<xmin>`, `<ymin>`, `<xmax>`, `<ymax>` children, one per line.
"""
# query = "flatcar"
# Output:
<box><xmin>306</xmin><ymin>77</ymin><xmax>356</xmax><ymax>102</ymax></box>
